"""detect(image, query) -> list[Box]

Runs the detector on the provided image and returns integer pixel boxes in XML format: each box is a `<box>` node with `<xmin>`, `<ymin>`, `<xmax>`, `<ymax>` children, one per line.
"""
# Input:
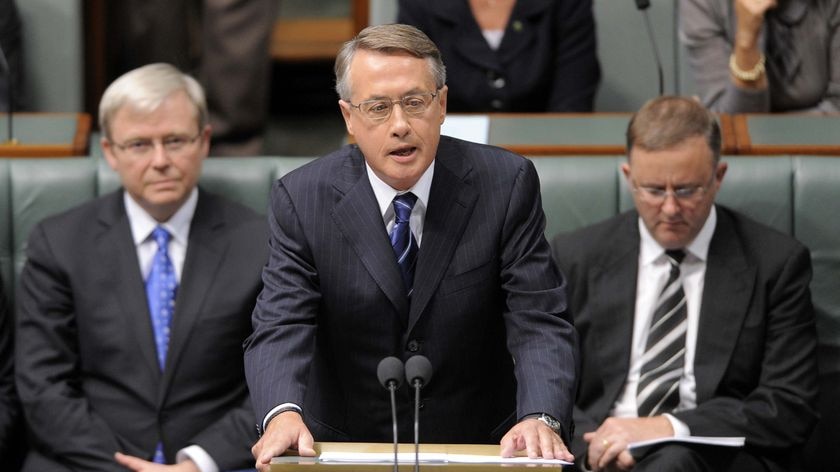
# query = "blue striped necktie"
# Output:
<box><xmin>390</xmin><ymin>192</ymin><xmax>418</xmax><ymax>297</ymax></box>
<box><xmin>637</xmin><ymin>249</ymin><xmax>687</xmax><ymax>417</ymax></box>
<box><xmin>146</xmin><ymin>226</ymin><xmax>177</xmax><ymax>463</ymax></box>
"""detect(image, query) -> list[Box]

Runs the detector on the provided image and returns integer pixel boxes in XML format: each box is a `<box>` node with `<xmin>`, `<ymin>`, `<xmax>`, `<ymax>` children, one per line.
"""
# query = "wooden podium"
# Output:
<box><xmin>0</xmin><ymin>113</ymin><xmax>91</xmax><ymax>157</ymax></box>
<box><xmin>271</xmin><ymin>442</ymin><xmax>565</xmax><ymax>470</ymax></box>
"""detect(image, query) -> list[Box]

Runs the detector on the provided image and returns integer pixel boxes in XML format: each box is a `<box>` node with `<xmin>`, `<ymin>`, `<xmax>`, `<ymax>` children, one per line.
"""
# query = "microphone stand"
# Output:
<box><xmin>388</xmin><ymin>380</ymin><xmax>400</xmax><ymax>472</ymax></box>
<box><xmin>412</xmin><ymin>378</ymin><xmax>421</xmax><ymax>472</ymax></box>
<box><xmin>0</xmin><ymin>42</ymin><xmax>16</xmax><ymax>145</ymax></box>
<box><xmin>634</xmin><ymin>0</ymin><xmax>665</xmax><ymax>96</ymax></box>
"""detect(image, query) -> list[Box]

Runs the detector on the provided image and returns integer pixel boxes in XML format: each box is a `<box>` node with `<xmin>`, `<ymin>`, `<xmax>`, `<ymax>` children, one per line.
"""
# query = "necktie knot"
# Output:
<box><xmin>665</xmin><ymin>249</ymin><xmax>685</xmax><ymax>266</ymax></box>
<box><xmin>393</xmin><ymin>192</ymin><xmax>417</xmax><ymax>224</ymax></box>
<box><xmin>152</xmin><ymin>226</ymin><xmax>171</xmax><ymax>250</ymax></box>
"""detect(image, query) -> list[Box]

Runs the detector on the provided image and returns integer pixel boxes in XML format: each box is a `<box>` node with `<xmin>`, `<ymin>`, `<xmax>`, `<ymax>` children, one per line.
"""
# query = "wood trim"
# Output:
<box><xmin>0</xmin><ymin>113</ymin><xmax>91</xmax><ymax>158</ymax></box>
<box><xmin>352</xmin><ymin>0</ymin><xmax>369</xmax><ymax>34</ymax></box>
<box><xmin>732</xmin><ymin>114</ymin><xmax>752</xmax><ymax>154</ymax></box>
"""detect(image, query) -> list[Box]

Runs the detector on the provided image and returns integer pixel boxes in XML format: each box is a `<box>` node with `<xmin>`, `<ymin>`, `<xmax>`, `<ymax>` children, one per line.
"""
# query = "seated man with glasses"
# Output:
<box><xmin>15</xmin><ymin>63</ymin><xmax>267</xmax><ymax>471</ymax></box>
<box><xmin>551</xmin><ymin>96</ymin><xmax>818</xmax><ymax>472</ymax></box>
<box><xmin>246</xmin><ymin>23</ymin><xmax>578</xmax><ymax>470</ymax></box>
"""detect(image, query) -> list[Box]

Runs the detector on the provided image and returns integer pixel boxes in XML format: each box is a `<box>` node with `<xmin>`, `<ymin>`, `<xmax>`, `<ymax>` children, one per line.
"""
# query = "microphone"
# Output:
<box><xmin>405</xmin><ymin>355</ymin><xmax>432</xmax><ymax>472</ymax></box>
<box><xmin>377</xmin><ymin>356</ymin><xmax>404</xmax><ymax>472</ymax></box>
<box><xmin>634</xmin><ymin>0</ymin><xmax>665</xmax><ymax>96</ymax></box>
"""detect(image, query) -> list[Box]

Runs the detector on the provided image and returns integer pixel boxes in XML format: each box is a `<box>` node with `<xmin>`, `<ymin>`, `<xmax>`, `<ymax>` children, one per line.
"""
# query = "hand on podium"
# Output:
<box><xmin>500</xmin><ymin>417</ymin><xmax>575</xmax><ymax>462</ymax></box>
<box><xmin>252</xmin><ymin>410</ymin><xmax>315</xmax><ymax>472</ymax></box>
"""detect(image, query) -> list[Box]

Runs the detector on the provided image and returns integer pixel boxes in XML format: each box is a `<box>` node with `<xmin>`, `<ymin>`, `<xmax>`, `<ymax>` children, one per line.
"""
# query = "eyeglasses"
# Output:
<box><xmin>111</xmin><ymin>133</ymin><xmax>202</xmax><ymax>157</ymax></box>
<box><xmin>632</xmin><ymin>177</ymin><xmax>714</xmax><ymax>204</ymax></box>
<box><xmin>347</xmin><ymin>91</ymin><xmax>439</xmax><ymax>123</ymax></box>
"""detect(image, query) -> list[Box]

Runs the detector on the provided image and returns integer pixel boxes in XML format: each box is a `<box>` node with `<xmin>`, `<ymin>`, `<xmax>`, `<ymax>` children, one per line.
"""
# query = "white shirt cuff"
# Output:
<box><xmin>176</xmin><ymin>445</ymin><xmax>218</xmax><ymax>472</ymax></box>
<box><xmin>663</xmin><ymin>413</ymin><xmax>691</xmax><ymax>437</ymax></box>
<box><xmin>263</xmin><ymin>402</ymin><xmax>303</xmax><ymax>432</ymax></box>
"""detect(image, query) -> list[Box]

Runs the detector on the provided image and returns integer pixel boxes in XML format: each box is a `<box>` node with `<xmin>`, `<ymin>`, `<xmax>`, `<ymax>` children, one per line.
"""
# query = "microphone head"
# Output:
<box><xmin>405</xmin><ymin>355</ymin><xmax>433</xmax><ymax>387</ymax></box>
<box><xmin>377</xmin><ymin>356</ymin><xmax>405</xmax><ymax>389</ymax></box>
<box><xmin>634</xmin><ymin>0</ymin><xmax>651</xmax><ymax>9</ymax></box>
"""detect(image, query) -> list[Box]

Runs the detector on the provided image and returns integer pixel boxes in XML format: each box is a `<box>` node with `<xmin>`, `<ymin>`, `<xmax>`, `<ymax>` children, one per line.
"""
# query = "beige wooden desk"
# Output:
<box><xmin>0</xmin><ymin>113</ymin><xmax>91</xmax><ymax>157</ymax></box>
<box><xmin>272</xmin><ymin>442</ymin><xmax>564</xmax><ymax>470</ymax></box>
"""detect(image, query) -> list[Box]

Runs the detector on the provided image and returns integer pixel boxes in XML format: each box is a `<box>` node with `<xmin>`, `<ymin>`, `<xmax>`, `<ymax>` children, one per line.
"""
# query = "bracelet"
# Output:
<box><xmin>729</xmin><ymin>52</ymin><xmax>765</xmax><ymax>82</ymax></box>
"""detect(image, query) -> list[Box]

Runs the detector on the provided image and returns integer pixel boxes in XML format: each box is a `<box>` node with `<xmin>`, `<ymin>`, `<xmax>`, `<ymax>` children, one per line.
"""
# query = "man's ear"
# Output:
<box><xmin>101</xmin><ymin>137</ymin><xmax>119</xmax><ymax>170</ymax></box>
<box><xmin>338</xmin><ymin>100</ymin><xmax>354</xmax><ymax>136</ymax></box>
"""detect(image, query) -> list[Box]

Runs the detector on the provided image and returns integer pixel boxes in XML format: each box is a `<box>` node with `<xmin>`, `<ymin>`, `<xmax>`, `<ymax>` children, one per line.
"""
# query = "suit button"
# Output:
<box><xmin>491</xmin><ymin>99</ymin><xmax>504</xmax><ymax>110</ymax></box>
<box><xmin>407</xmin><ymin>339</ymin><xmax>420</xmax><ymax>352</ymax></box>
<box><xmin>491</xmin><ymin>77</ymin><xmax>506</xmax><ymax>89</ymax></box>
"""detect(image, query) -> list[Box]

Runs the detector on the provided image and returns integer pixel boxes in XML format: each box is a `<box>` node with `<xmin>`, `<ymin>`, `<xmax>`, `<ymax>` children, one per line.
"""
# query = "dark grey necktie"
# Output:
<box><xmin>637</xmin><ymin>249</ymin><xmax>687</xmax><ymax>417</ymax></box>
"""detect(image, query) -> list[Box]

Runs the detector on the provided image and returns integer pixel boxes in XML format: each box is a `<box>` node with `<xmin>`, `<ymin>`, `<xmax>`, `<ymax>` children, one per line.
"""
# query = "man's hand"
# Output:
<box><xmin>499</xmin><ymin>417</ymin><xmax>574</xmax><ymax>462</ymax></box>
<box><xmin>114</xmin><ymin>452</ymin><xmax>199</xmax><ymax>472</ymax></box>
<box><xmin>251</xmin><ymin>411</ymin><xmax>315</xmax><ymax>472</ymax></box>
<box><xmin>582</xmin><ymin>416</ymin><xmax>673</xmax><ymax>471</ymax></box>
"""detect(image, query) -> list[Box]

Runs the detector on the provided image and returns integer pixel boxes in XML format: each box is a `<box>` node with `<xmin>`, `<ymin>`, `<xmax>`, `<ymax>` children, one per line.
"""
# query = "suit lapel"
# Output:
<box><xmin>331</xmin><ymin>148</ymin><xmax>410</xmax><ymax>321</ymax></box>
<box><xmin>694</xmin><ymin>209</ymin><xmax>755</xmax><ymax>402</ymax></box>
<box><xmin>590</xmin><ymin>213</ymin><xmax>640</xmax><ymax>407</ymax></box>
<box><xmin>407</xmin><ymin>144</ymin><xmax>478</xmax><ymax>332</ymax></box>
<box><xmin>97</xmin><ymin>192</ymin><xmax>161</xmax><ymax>381</ymax></box>
<box><xmin>159</xmin><ymin>190</ymin><xmax>227</xmax><ymax>398</ymax></box>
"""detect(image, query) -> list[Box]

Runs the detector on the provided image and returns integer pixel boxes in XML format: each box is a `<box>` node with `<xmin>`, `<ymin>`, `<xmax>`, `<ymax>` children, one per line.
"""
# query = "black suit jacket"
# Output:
<box><xmin>551</xmin><ymin>207</ymin><xmax>819</xmax><ymax>471</ymax></box>
<box><xmin>0</xmin><ymin>279</ymin><xmax>25</xmax><ymax>471</ymax></box>
<box><xmin>398</xmin><ymin>0</ymin><xmax>600</xmax><ymax>112</ymax></box>
<box><xmin>15</xmin><ymin>189</ymin><xmax>268</xmax><ymax>471</ymax></box>
<box><xmin>245</xmin><ymin>136</ymin><xmax>578</xmax><ymax>444</ymax></box>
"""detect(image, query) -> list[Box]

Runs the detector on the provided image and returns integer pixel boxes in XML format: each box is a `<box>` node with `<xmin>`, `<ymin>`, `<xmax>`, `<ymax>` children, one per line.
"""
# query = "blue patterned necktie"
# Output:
<box><xmin>146</xmin><ymin>226</ymin><xmax>177</xmax><ymax>371</ymax></box>
<box><xmin>637</xmin><ymin>249</ymin><xmax>687</xmax><ymax>417</ymax></box>
<box><xmin>390</xmin><ymin>192</ymin><xmax>419</xmax><ymax>297</ymax></box>
<box><xmin>146</xmin><ymin>226</ymin><xmax>177</xmax><ymax>464</ymax></box>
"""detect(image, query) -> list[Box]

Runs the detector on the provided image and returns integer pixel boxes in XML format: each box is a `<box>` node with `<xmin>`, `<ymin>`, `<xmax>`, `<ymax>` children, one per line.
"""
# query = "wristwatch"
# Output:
<box><xmin>526</xmin><ymin>413</ymin><xmax>563</xmax><ymax>435</ymax></box>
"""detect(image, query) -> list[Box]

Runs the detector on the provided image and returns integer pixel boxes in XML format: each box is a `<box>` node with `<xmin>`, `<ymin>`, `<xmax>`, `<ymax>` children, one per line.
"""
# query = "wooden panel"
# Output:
<box><xmin>0</xmin><ymin>113</ymin><xmax>91</xmax><ymax>157</ymax></box>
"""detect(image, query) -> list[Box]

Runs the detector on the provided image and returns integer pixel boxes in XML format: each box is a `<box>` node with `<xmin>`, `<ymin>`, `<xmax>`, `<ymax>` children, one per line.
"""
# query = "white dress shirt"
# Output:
<box><xmin>611</xmin><ymin>206</ymin><xmax>718</xmax><ymax>436</ymax></box>
<box><xmin>125</xmin><ymin>189</ymin><xmax>217</xmax><ymax>472</ymax></box>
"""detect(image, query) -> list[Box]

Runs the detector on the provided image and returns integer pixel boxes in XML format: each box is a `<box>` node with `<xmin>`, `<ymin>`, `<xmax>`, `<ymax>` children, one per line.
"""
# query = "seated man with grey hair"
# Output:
<box><xmin>16</xmin><ymin>63</ymin><xmax>267</xmax><ymax>471</ymax></box>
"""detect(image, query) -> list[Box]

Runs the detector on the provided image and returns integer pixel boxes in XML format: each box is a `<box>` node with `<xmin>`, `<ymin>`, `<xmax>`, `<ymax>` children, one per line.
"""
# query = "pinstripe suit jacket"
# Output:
<box><xmin>245</xmin><ymin>136</ymin><xmax>578</xmax><ymax>443</ymax></box>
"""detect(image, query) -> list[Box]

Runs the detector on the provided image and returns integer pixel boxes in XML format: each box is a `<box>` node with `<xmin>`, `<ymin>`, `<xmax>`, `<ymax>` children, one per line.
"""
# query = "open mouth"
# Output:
<box><xmin>390</xmin><ymin>146</ymin><xmax>417</xmax><ymax>158</ymax></box>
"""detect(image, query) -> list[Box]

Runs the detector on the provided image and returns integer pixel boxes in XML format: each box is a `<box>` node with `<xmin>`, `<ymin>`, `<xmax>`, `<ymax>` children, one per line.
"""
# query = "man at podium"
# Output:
<box><xmin>245</xmin><ymin>24</ymin><xmax>578</xmax><ymax>471</ymax></box>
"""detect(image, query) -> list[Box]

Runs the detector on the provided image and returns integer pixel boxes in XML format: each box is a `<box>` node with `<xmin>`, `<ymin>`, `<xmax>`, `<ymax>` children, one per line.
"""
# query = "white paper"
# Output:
<box><xmin>441</xmin><ymin>115</ymin><xmax>490</xmax><ymax>144</ymax></box>
<box><xmin>318</xmin><ymin>451</ymin><xmax>571</xmax><ymax>466</ymax></box>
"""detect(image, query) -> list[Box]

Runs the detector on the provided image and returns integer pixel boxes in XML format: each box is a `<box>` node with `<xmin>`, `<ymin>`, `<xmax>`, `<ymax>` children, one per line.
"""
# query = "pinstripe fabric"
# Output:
<box><xmin>245</xmin><ymin>136</ymin><xmax>578</xmax><ymax>443</ymax></box>
<box><xmin>637</xmin><ymin>249</ymin><xmax>686</xmax><ymax>416</ymax></box>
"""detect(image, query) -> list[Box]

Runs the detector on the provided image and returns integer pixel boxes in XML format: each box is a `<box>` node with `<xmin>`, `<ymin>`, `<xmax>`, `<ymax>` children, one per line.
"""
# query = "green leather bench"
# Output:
<box><xmin>0</xmin><ymin>155</ymin><xmax>837</xmax><ymax>469</ymax></box>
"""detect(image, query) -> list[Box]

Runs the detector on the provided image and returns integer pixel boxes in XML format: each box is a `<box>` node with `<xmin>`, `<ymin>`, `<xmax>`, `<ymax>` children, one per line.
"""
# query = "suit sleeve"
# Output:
<box><xmin>15</xmin><ymin>223</ymin><xmax>123</xmax><ymax>470</ymax></box>
<box><xmin>548</xmin><ymin>0</ymin><xmax>600</xmax><ymax>112</ymax></box>
<box><xmin>500</xmin><ymin>159</ymin><xmax>579</xmax><ymax>442</ymax></box>
<box><xmin>188</xmin><ymin>394</ymin><xmax>256</xmax><ymax>470</ymax></box>
<box><xmin>673</xmin><ymin>243</ymin><xmax>819</xmax><ymax>448</ymax></box>
<box><xmin>244</xmin><ymin>180</ymin><xmax>320</xmax><ymax>428</ymax></box>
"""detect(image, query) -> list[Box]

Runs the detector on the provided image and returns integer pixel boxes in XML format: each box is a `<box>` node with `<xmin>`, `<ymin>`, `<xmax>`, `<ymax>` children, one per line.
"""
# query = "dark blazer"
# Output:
<box><xmin>244</xmin><ymin>136</ymin><xmax>578</xmax><ymax>444</ymax></box>
<box><xmin>15</xmin><ymin>189</ymin><xmax>268</xmax><ymax>471</ymax></box>
<box><xmin>397</xmin><ymin>0</ymin><xmax>600</xmax><ymax>112</ymax></box>
<box><xmin>0</xmin><ymin>279</ymin><xmax>25</xmax><ymax>471</ymax></box>
<box><xmin>551</xmin><ymin>207</ymin><xmax>819</xmax><ymax>471</ymax></box>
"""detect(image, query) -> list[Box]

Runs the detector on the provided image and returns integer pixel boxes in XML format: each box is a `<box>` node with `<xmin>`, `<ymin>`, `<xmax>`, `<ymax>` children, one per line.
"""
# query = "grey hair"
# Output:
<box><xmin>334</xmin><ymin>23</ymin><xmax>446</xmax><ymax>101</ymax></box>
<box><xmin>99</xmin><ymin>63</ymin><xmax>208</xmax><ymax>140</ymax></box>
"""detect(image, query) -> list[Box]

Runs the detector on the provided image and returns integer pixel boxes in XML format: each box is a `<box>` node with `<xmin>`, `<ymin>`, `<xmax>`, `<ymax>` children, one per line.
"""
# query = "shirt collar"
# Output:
<box><xmin>366</xmin><ymin>161</ymin><xmax>435</xmax><ymax>217</ymax></box>
<box><xmin>638</xmin><ymin>204</ymin><xmax>717</xmax><ymax>265</ymax></box>
<box><xmin>125</xmin><ymin>187</ymin><xmax>198</xmax><ymax>246</ymax></box>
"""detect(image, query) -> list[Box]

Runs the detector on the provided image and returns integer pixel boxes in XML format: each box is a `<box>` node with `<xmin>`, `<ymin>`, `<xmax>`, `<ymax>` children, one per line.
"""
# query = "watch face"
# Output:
<box><xmin>539</xmin><ymin>414</ymin><xmax>562</xmax><ymax>432</ymax></box>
